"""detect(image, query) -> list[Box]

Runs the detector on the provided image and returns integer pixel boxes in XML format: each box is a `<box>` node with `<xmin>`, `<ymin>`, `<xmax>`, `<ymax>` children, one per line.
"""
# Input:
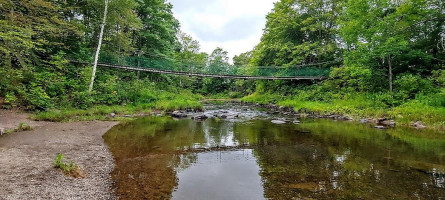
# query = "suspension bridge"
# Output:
<box><xmin>73</xmin><ymin>56</ymin><xmax>337</xmax><ymax>80</ymax></box>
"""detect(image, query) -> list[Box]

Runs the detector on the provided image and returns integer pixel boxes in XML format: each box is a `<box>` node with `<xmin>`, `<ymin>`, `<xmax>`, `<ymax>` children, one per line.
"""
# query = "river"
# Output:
<box><xmin>103</xmin><ymin>103</ymin><xmax>445</xmax><ymax>199</ymax></box>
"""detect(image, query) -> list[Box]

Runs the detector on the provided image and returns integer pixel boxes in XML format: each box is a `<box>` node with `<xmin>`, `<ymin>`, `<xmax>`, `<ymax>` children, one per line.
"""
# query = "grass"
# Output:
<box><xmin>33</xmin><ymin>104</ymin><xmax>153</xmax><ymax>122</ymax></box>
<box><xmin>241</xmin><ymin>92</ymin><xmax>445</xmax><ymax>130</ymax></box>
<box><xmin>33</xmin><ymin>94</ymin><xmax>203</xmax><ymax>122</ymax></box>
<box><xmin>1</xmin><ymin>122</ymin><xmax>33</xmax><ymax>135</ymax></box>
<box><xmin>53</xmin><ymin>154</ymin><xmax>84</xmax><ymax>178</ymax></box>
<box><xmin>241</xmin><ymin>92</ymin><xmax>285</xmax><ymax>104</ymax></box>
<box><xmin>16</xmin><ymin>122</ymin><xmax>33</xmax><ymax>131</ymax></box>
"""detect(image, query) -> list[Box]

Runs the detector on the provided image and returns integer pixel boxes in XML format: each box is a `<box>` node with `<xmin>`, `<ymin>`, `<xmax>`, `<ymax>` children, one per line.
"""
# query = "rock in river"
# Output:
<box><xmin>413</xmin><ymin>121</ymin><xmax>427</xmax><ymax>129</ymax></box>
<box><xmin>374</xmin><ymin>126</ymin><xmax>386</xmax><ymax>129</ymax></box>
<box><xmin>271</xmin><ymin>120</ymin><xmax>287</xmax><ymax>124</ymax></box>
<box><xmin>171</xmin><ymin>111</ymin><xmax>187</xmax><ymax>118</ymax></box>
<box><xmin>192</xmin><ymin>114</ymin><xmax>208</xmax><ymax>121</ymax></box>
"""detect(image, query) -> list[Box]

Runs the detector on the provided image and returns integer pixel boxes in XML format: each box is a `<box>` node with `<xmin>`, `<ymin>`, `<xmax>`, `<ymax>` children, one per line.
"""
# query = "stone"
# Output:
<box><xmin>123</xmin><ymin>115</ymin><xmax>132</xmax><ymax>118</ymax></box>
<box><xmin>374</xmin><ymin>126</ymin><xmax>386</xmax><ymax>129</ymax></box>
<box><xmin>271</xmin><ymin>120</ymin><xmax>286</xmax><ymax>124</ymax></box>
<box><xmin>109</xmin><ymin>113</ymin><xmax>116</xmax><ymax>118</ymax></box>
<box><xmin>360</xmin><ymin>119</ymin><xmax>368</xmax><ymax>124</ymax></box>
<box><xmin>377</xmin><ymin>118</ymin><xmax>387</xmax><ymax>124</ymax></box>
<box><xmin>226</xmin><ymin>114</ymin><xmax>239</xmax><ymax>119</ymax></box>
<box><xmin>413</xmin><ymin>121</ymin><xmax>427</xmax><ymax>129</ymax></box>
<box><xmin>293</xmin><ymin>120</ymin><xmax>301</xmax><ymax>124</ymax></box>
<box><xmin>171</xmin><ymin>111</ymin><xmax>187</xmax><ymax>118</ymax></box>
<box><xmin>192</xmin><ymin>114</ymin><xmax>208</xmax><ymax>121</ymax></box>
<box><xmin>0</xmin><ymin>128</ymin><xmax>4</xmax><ymax>136</ymax></box>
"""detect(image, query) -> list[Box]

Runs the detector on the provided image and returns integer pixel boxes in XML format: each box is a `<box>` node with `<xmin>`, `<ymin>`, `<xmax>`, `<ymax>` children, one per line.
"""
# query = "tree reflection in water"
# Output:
<box><xmin>103</xmin><ymin>114</ymin><xmax>445</xmax><ymax>199</ymax></box>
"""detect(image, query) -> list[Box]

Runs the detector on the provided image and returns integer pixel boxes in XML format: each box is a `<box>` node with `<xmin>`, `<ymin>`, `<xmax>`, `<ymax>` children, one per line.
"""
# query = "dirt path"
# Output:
<box><xmin>0</xmin><ymin>111</ymin><xmax>118</xmax><ymax>200</ymax></box>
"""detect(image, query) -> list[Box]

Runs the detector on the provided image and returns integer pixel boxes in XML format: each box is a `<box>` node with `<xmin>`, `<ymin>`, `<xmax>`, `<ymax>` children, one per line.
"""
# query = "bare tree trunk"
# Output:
<box><xmin>388</xmin><ymin>56</ymin><xmax>393</xmax><ymax>92</ymax></box>
<box><xmin>89</xmin><ymin>0</ymin><xmax>109</xmax><ymax>93</ymax></box>
<box><xmin>137</xmin><ymin>51</ymin><xmax>141</xmax><ymax>79</ymax></box>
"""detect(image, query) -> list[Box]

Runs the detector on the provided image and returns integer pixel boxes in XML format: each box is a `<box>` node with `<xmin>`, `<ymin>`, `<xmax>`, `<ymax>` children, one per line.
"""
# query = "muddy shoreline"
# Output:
<box><xmin>0</xmin><ymin>110</ymin><xmax>118</xmax><ymax>200</ymax></box>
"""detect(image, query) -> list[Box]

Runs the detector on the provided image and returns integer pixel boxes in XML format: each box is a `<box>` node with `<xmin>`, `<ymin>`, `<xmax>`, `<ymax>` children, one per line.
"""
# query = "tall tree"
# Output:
<box><xmin>89</xmin><ymin>0</ymin><xmax>109</xmax><ymax>92</ymax></box>
<box><xmin>251</xmin><ymin>0</ymin><xmax>344</xmax><ymax>67</ymax></box>
<box><xmin>339</xmin><ymin>0</ymin><xmax>445</xmax><ymax>92</ymax></box>
<box><xmin>135</xmin><ymin>0</ymin><xmax>179</xmax><ymax>58</ymax></box>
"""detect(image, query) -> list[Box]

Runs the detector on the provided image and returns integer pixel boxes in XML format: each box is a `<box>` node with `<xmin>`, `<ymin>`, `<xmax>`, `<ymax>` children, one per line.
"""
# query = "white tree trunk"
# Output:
<box><xmin>89</xmin><ymin>0</ymin><xmax>109</xmax><ymax>93</ymax></box>
<box><xmin>388</xmin><ymin>55</ymin><xmax>393</xmax><ymax>93</ymax></box>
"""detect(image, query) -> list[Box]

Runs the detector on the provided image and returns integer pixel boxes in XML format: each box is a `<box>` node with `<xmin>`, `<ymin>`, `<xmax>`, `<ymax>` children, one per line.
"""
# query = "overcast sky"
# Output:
<box><xmin>168</xmin><ymin>0</ymin><xmax>277</xmax><ymax>61</ymax></box>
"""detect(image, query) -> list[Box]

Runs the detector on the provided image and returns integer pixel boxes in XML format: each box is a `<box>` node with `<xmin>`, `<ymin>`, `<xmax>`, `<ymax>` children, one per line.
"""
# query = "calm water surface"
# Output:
<box><xmin>103</xmin><ymin>103</ymin><xmax>445</xmax><ymax>199</ymax></box>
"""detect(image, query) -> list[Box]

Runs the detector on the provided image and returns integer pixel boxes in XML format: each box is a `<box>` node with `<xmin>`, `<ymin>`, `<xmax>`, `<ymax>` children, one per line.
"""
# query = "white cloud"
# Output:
<box><xmin>169</xmin><ymin>0</ymin><xmax>277</xmax><ymax>61</ymax></box>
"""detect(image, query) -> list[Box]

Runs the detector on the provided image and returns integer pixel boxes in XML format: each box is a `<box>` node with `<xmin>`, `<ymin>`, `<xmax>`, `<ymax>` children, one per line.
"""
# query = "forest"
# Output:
<box><xmin>0</xmin><ymin>0</ymin><xmax>444</xmax><ymax>128</ymax></box>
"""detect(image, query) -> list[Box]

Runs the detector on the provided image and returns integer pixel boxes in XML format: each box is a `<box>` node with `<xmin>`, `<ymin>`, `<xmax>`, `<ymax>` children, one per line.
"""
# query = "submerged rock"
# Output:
<box><xmin>360</xmin><ymin>119</ymin><xmax>369</xmax><ymax>124</ymax></box>
<box><xmin>374</xmin><ymin>126</ymin><xmax>386</xmax><ymax>129</ymax></box>
<box><xmin>271</xmin><ymin>120</ymin><xmax>287</xmax><ymax>124</ymax></box>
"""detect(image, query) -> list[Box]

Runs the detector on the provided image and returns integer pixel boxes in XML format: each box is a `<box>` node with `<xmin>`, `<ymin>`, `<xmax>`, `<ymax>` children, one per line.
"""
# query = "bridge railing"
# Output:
<box><xmin>97</xmin><ymin>55</ymin><xmax>331</xmax><ymax>78</ymax></box>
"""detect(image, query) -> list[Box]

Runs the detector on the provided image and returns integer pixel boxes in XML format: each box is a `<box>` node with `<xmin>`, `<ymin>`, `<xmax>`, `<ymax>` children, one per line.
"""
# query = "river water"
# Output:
<box><xmin>103</xmin><ymin>103</ymin><xmax>445</xmax><ymax>199</ymax></box>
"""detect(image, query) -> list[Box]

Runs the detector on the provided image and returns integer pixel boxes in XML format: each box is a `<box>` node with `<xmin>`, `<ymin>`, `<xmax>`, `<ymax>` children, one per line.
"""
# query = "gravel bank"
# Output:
<box><xmin>0</xmin><ymin>116</ymin><xmax>118</xmax><ymax>200</ymax></box>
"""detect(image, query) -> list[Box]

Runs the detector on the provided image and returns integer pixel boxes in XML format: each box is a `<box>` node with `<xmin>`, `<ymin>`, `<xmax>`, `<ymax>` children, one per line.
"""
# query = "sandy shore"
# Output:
<box><xmin>0</xmin><ymin>110</ymin><xmax>118</xmax><ymax>200</ymax></box>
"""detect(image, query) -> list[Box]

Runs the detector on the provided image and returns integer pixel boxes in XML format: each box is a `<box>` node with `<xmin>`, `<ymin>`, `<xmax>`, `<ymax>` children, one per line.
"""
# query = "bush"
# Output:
<box><xmin>327</xmin><ymin>65</ymin><xmax>373</xmax><ymax>93</ymax></box>
<box><xmin>394</xmin><ymin>74</ymin><xmax>434</xmax><ymax>100</ymax></box>
<box><xmin>72</xmin><ymin>91</ymin><xmax>95</xmax><ymax>109</ymax></box>
<box><xmin>53</xmin><ymin>154</ymin><xmax>84</xmax><ymax>178</ymax></box>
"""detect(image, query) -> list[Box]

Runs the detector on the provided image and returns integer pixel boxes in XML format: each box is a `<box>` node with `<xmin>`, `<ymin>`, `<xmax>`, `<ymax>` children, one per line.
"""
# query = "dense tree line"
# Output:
<box><xmin>245</xmin><ymin>0</ymin><xmax>444</xmax><ymax>101</ymax></box>
<box><xmin>241</xmin><ymin>0</ymin><xmax>445</xmax><ymax>127</ymax></box>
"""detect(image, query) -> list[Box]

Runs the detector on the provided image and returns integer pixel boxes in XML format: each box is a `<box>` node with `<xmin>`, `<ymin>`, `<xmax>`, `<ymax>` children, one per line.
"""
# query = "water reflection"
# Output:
<box><xmin>172</xmin><ymin>150</ymin><xmax>264</xmax><ymax>200</ymax></box>
<box><xmin>103</xmin><ymin>109</ymin><xmax>445</xmax><ymax>199</ymax></box>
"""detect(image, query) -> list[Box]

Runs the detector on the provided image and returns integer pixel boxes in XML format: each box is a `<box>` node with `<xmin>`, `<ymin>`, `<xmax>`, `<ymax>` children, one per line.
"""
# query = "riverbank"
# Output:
<box><xmin>29</xmin><ymin>94</ymin><xmax>445</xmax><ymax>131</ymax></box>
<box><xmin>0</xmin><ymin>110</ymin><xmax>118</xmax><ymax>200</ymax></box>
<box><xmin>240</xmin><ymin>93</ymin><xmax>445</xmax><ymax>130</ymax></box>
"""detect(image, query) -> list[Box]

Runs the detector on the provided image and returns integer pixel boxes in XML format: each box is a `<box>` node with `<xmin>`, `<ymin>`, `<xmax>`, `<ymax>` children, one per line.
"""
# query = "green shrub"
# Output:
<box><xmin>53</xmin><ymin>154</ymin><xmax>83</xmax><ymax>178</ymax></box>
<box><xmin>394</xmin><ymin>74</ymin><xmax>434</xmax><ymax>100</ymax></box>
<box><xmin>17</xmin><ymin>122</ymin><xmax>32</xmax><ymax>131</ymax></box>
<box><xmin>327</xmin><ymin>65</ymin><xmax>373</xmax><ymax>92</ymax></box>
<box><xmin>72</xmin><ymin>91</ymin><xmax>95</xmax><ymax>109</ymax></box>
<box><xmin>3</xmin><ymin>92</ymin><xmax>18</xmax><ymax>109</ymax></box>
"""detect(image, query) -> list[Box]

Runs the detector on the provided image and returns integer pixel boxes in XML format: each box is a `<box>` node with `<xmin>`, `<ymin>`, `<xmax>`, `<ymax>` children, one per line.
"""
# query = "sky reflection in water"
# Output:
<box><xmin>103</xmin><ymin>104</ymin><xmax>445</xmax><ymax>199</ymax></box>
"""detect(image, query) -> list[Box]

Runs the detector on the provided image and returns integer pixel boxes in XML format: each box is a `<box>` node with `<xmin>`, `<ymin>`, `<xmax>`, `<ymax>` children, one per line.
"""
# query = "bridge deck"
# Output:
<box><xmin>87</xmin><ymin>62</ymin><xmax>326</xmax><ymax>80</ymax></box>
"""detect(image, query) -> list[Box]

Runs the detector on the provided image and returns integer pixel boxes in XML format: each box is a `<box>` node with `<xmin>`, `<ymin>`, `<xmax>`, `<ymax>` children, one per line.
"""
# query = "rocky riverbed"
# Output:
<box><xmin>0</xmin><ymin>110</ymin><xmax>118</xmax><ymax>200</ymax></box>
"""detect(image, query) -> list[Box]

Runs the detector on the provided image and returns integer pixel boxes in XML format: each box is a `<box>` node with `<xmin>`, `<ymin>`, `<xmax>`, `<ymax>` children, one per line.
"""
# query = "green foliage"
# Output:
<box><xmin>53</xmin><ymin>154</ymin><xmax>79</xmax><ymax>175</ymax></box>
<box><xmin>327</xmin><ymin>65</ymin><xmax>373</xmax><ymax>92</ymax></box>
<box><xmin>433</xmin><ymin>69</ymin><xmax>445</xmax><ymax>87</ymax></box>
<box><xmin>2</xmin><ymin>122</ymin><xmax>33</xmax><ymax>134</ymax></box>
<box><xmin>394</xmin><ymin>74</ymin><xmax>435</xmax><ymax>100</ymax></box>
<box><xmin>389</xmin><ymin>100</ymin><xmax>445</xmax><ymax>127</ymax></box>
<box><xmin>241</xmin><ymin>92</ymin><xmax>284</xmax><ymax>104</ymax></box>
<box><xmin>16</xmin><ymin>122</ymin><xmax>32</xmax><ymax>132</ymax></box>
